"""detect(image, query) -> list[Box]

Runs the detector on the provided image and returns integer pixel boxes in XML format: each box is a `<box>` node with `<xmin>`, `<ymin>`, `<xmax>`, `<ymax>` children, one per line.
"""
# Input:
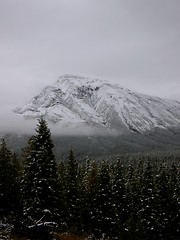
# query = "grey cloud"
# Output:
<box><xmin>0</xmin><ymin>0</ymin><xmax>180</xmax><ymax>113</ymax></box>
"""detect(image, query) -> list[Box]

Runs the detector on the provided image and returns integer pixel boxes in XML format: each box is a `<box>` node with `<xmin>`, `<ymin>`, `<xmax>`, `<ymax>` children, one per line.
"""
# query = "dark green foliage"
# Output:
<box><xmin>1</xmin><ymin>120</ymin><xmax>180</xmax><ymax>239</ymax></box>
<box><xmin>82</xmin><ymin>160</ymin><xmax>99</xmax><ymax>234</ymax></box>
<box><xmin>64</xmin><ymin>150</ymin><xmax>82</xmax><ymax>232</ymax></box>
<box><xmin>168</xmin><ymin>163</ymin><xmax>180</xmax><ymax>237</ymax></box>
<box><xmin>57</xmin><ymin>160</ymin><xmax>67</xmax><ymax>230</ymax></box>
<box><xmin>155</xmin><ymin>164</ymin><xmax>178</xmax><ymax>240</ymax></box>
<box><xmin>92</xmin><ymin>161</ymin><xmax>115</xmax><ymax>238</ymax></box>
<box><xmin>21</xmin><ymin>118</ymin><xmax>59</xmax><ymax>226</ymax></box>
<box><xmin>112</xmin><ymin>160</ymin><xmax>127</xmax><ymax>239</ymax></box>
<box><xmin>0</xmin><ymin>139</ymin><xmax>20</xmax><ymax>218</ymax></box>
<box><xmin>124</xmin><ymin>163</ymin><xmax>140</xmax><ymax>239</ymax></box>
<box><xmin>137</xmin><ymin>160</ymin><xmax>158</xmax><ymax>239</ymax></box>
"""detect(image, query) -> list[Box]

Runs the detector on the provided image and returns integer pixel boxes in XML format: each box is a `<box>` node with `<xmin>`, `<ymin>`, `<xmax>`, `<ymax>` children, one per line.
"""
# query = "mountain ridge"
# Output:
<box><xmin>14</xmin><ymin>74</ymin><xmax>180</xmax><ymax>135</ymax></box>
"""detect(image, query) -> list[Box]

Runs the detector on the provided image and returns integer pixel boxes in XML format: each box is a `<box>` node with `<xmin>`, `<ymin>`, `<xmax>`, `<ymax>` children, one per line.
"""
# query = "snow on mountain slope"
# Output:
<box><xmin>14</xmin><ymin>74</ymin><xmax>180</xmax><ymax>134</ymax></box>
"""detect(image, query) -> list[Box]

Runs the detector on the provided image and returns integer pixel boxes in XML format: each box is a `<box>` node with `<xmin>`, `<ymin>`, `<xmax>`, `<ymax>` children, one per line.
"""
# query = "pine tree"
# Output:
<box><xmin>112</xmin><ymin>159</ymin><xmax>126</xmax><ymax>239</ymax></box>
<box><xmin>57</xmin><ymin>160</ymin><xmax>67</xmax><ymax>231</ymax></box>
<box><xmin>65</xmin><ymin>149</ymin><xmax>81</xmax><ymax>232</ymax></box>
<box><xmin>21</xmin><ymin>118</ymin><xmax>59</xmax><ymax>226</ymax></box>
<box><xmin>0</xmin><ymin>139</ymin><xmax>19</xmax><ymax>219</ymax></box>
<box><xmin>156</xmin><ymin>164</ymin><xmax>173</xmax><ymax>240</ymax></box>
<box><xmin>93</xmin><ymin>161</ymin><xmax>114</xmax><ymax>238</ymax></box>
<box><xmin>168</xmin><ymin>163</ymin><xmax>180</xmax><ymax>238</ymax></box>
<box><xmin>83</xmin><ymin>160</ymin><xmax>99</xmax><ymax>234</ymax></box>
<box><xmin>124</xmin><ymin>163</ymin><xmax>138</xmax><ymax>239</ymax></box>
<box><xmin>137</xmin><ymin>160</ymin><xmax>158</xmax><ymax>240</ymax></box>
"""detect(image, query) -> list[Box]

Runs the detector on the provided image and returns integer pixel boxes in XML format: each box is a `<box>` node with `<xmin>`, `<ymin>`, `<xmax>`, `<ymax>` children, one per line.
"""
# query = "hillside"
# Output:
<box><xmin>14</xmin><ymin>74</ymin><xmax>180</xmax><ymax>135</ymax></box>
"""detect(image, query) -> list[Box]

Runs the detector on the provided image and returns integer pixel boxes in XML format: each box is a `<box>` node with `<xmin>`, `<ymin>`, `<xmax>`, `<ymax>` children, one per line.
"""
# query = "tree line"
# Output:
<box><xmin>0</xmin><ymin>119</ymin><xmax>179</xmax><ymax>240</ymax></box>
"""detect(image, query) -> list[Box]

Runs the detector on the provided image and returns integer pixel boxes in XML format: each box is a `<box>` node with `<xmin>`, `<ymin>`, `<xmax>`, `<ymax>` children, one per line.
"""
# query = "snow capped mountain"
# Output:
<box><xmin>14</xmin><ymin>74</ymin><xmax>180</xmax><ymax>134</ymax></box>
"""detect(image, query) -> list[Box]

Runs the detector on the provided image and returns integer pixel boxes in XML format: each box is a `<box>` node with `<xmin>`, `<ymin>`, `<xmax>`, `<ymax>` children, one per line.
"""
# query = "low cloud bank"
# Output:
<box><xmin>0</xmin><ymin>105</ymin><xmax>117</xmax><ymax>136</ymax></box>
<box><xmin>0</xmin><ymin>105</ymin><xmax>37</xmax><ymax>135</ymax></box>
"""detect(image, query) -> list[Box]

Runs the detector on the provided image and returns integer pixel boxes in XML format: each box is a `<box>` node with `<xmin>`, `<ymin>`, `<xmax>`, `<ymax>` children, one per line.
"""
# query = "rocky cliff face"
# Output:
<box><xmin>14</xmin><ymin>74</ymin><xmax>180</xmax><ymax>134</ymax></box>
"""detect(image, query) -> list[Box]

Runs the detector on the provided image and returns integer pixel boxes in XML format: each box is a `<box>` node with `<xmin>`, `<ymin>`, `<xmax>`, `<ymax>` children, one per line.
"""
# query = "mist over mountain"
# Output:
<box><xmin>1</xmin><ymin>74</ymin><xmax>180</xmax><ymax>157</ymax></box>
<box><xmin>14</xmin><ymin>74</ymin><xmax>180</xmax><ymax>135</ymax></box>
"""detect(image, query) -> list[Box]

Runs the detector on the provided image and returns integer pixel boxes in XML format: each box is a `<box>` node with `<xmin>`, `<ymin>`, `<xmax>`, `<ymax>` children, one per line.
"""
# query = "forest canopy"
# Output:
<box><xmin>0</xmin><ymin>119</ymin><xmax>179</xmax><ymax>240</ymax></box>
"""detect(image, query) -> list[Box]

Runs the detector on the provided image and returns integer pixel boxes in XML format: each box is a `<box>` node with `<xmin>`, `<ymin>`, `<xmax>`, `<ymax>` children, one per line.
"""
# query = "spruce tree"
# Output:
<box><xmin>112</xmin><ymin>159</ymin><xmax>126</xmax><ymax>239</ymax></box>
<box><xmin>83</xmin><ymin>160</ymin><xmax>99</xmax><ymax>234</ymax></box>
<box><xmin>137</xmin><ymin>160</ymin><xmax>158</xmax><ymax>240</ymax></box>
<box><xmin>57</xmin><ymin>160</ymin><xmax>67</xmax><ymax>231</ymax></box>
<box><xmin>168</xmin><ymin>163</ymin><xmax>180</xmax><ymax>238</ymax></box>
<box><xmin>93</xmin><ymin>161</ymin><xmax>114</xmax><ymax>238</ymax></box>
<box><xmin>65</xmin><ymin>149</ymin><xmax>81</xmax><ymax>232</ymax></box>
<box><xmin>124</xmin><ymin>163</ymin><xmax>138</xmax><ymax>238</ymax></box>
<box><xmin>156</xmin><ymin>164</ymin><xmax>176</xmax><ymax>240</ymax></box>
<box><xmin>0</xmin><ymin>139</ymin><xmax>19</xmax><ymax>219</ymax></box>
<box><xmin>21</xmin><ymin>118</ymin><xmax>59</xmax><ymax>226</ymax></box>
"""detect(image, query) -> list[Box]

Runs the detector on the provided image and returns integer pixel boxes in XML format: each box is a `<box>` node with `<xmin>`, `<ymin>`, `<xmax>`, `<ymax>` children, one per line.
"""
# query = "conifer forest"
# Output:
<box><xmin>0</xmin><ymin>119</ymin><xmax>179</xmax><ymax>240</ymax></box>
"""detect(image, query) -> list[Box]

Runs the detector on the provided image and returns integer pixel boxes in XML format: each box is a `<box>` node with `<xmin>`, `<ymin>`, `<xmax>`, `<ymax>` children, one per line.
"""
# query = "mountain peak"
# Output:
<box><xmin>56</xmin><ymin>74</ymin><xmax>105</xmax><ymax>86</ymax></box>
<box><xmin>14</xmin><ymin>75</ymin><xmax>180</xmax><ymax>135</ymax></box>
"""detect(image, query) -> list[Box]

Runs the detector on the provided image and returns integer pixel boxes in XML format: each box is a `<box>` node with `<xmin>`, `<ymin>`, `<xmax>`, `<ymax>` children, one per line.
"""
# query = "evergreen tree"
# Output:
<box><xmin>168</xmin><ymin>163</ymin><xmax>180</xmax><ymax>238</ymax></box>
<box><xmin>93</xmin><ymin>161</ymin><xmax>115</xmax><ymax>238</ymax></box>
<box><xmin>124</xmin><ymin>163</ymin><xmax>138</xmax><ymax>239</ymax></box>
<box><xmin>156</xmin><ymin>164</ymin><xmax>177</xmax><ymax>240</ymax></box>
<box><xmin>57</xmin><ymin>160</ymin><xmax>67</xmax><ymax>231</ymax></box>
<box><xmin>83</xmin><ymin>160</ymin><xmax>99</xmax><ymax>234</ymax></box>
<box><xmin>21</xmin><ymin>118</ymin><xmax>59</xmax><ymax>226</ymax></box>
<box><xmin>0</xmin><ymin>139</ymin><xmax>19</xmax><ymax>219</ymax></box>
<box><xmin>112</xmin><ymin>159</ymin><xmax>126</xmax><ymax>239</ymax></box>
<box><xmin>65</xmin><ymin>149</ymin><xmax>81</xmax><ymax>232</ymax></box>
<box><xmin>137</xmin><ymin>160</ymin><xmax>158</xmax><ymax>240</ymax></box>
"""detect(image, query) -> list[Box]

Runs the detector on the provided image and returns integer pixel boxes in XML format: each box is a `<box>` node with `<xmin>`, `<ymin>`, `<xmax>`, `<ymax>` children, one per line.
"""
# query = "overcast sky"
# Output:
<box><xmin>0</xmin><ymin>0</ymin><xmax>180</xmax><ymax>132</ymax></box>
